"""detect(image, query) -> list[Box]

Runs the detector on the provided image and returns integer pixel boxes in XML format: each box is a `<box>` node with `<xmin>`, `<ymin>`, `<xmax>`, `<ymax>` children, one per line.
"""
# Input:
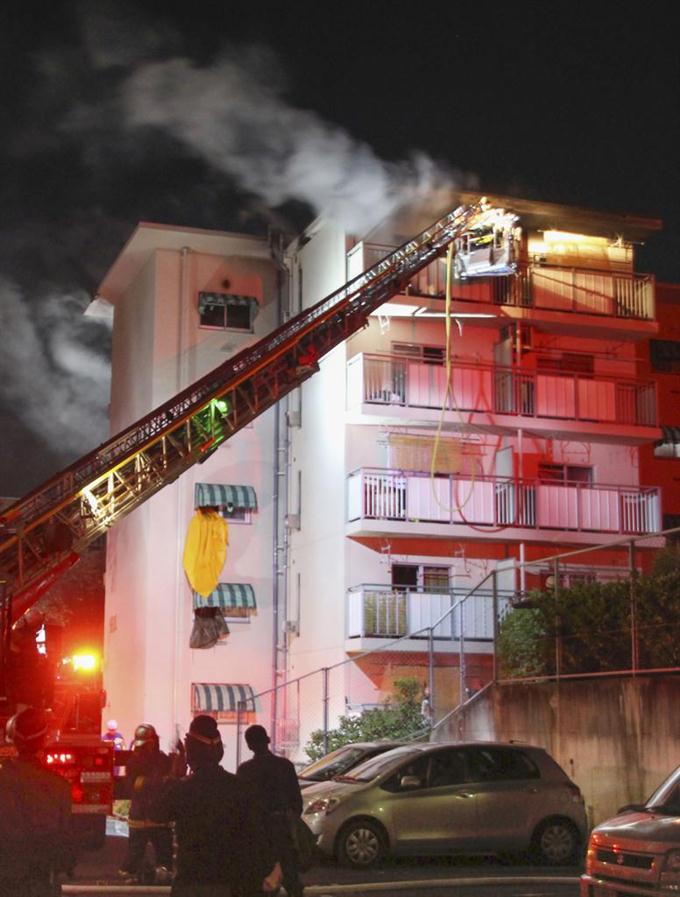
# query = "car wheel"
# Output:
<box><xmin>531</xmin><ymin>818</ymin><xmax>579</xmax><ymax>865</ymax></box>
<box><xmin>338</xmin><ymin>819</ymin><xmax>386</xmax><ymax>867</ymax></box>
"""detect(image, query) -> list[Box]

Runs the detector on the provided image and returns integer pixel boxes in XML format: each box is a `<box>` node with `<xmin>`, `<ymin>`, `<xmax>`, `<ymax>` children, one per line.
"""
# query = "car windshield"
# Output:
<box><xmin>298</xmin><ymin>746</ymin><xmax>369</xmax><ymax>782</ymax></box>
<box><xmin>344</xmin><ymin>747</ymin><xmax>419</xmax><ymax>783</ymax></box>
<box><xmin>646</xmin><ymin>765</ymin><xmax>680</xmax><ymax>815</ymax></box>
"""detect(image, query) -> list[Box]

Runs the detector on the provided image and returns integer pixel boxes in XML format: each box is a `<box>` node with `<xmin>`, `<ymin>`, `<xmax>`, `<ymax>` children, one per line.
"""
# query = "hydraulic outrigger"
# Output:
<box><xmin>0</xmin><ymin>199</ymin><xmax>509</xmax><ymax>630</ymax></box>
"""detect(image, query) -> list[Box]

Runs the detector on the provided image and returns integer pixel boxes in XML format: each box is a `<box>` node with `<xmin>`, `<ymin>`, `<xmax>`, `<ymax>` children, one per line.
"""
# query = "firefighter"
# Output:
<box><xmin>0</xmin><ymin>706</ymin><xmax>74</xmax><ymax>896</ymax></box>
<box><xmin>150</xmin><ymin>714</ymin><xmax>281</xmax><ymax>896</ymax></box>
<box><xmin>238</xmin><ymin>724</ymin><xmax>305</xmax><ymax>897</ymax></box>
<box><xmin>118</xmin><ymin>723</ymin><xmax>174</xmax><ymax>884</ymax></box>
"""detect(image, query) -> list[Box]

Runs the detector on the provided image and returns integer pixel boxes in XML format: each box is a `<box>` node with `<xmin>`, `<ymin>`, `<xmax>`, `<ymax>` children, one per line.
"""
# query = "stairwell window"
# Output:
<box><xmin>198</xmin><ymin>292</ymin><xmax>259</xmax><ymax>332</ymax></box>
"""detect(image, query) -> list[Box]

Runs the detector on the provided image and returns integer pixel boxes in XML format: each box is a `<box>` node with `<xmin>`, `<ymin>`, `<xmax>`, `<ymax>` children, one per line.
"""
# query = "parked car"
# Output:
<box><xmin>302</xmin><ymin>741</ymin><xmax>586</xmax><ymax>867</ymax></box>
<box><xmin>297</xmin><ymin>742</ymin><xmax>406</xmax><ymax>789</ymax></box>
<box><xmin>581</xmin><ymin>763</ymin><xmax>680</xmax><ymax>896</ymax></box>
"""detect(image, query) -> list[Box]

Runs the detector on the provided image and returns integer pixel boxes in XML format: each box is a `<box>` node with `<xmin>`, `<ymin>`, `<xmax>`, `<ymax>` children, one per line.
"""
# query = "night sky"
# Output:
<box><xmin>1</xmin><ymin>2</ymin><xmax>678</xmax><ymax>496</ymax></box>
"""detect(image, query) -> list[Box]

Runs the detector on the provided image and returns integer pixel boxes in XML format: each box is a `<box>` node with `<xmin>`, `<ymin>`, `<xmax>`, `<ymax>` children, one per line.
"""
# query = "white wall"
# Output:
<box><xmin>104</xmin><ymin>233</ymin><xmax>279</xmax><ymax>765</ymax></box>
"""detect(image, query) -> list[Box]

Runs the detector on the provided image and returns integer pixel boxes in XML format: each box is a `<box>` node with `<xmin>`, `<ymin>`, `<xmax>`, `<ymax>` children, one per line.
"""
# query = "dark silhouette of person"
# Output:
<box><xmin>151</xmin><ymin>714</ymin><xmax>281</xmax><ymax>896</ymax></box>
<box><xmin>237</xmin><ymin>724</ymin><xmax>305</xmax><ymax>897</ymax></box>
<box><xmin>118</xmin><ymin>723</ymin><xmax>174</xmax><ymax>884</ymax></box>
<box><xmin>0</xmin><ymin>707</ymin><xmax>73</xmax><ymax>896</ymax></box>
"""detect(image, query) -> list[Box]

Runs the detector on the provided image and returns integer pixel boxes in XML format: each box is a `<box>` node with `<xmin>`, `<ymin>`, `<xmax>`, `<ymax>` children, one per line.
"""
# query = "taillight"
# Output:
<box><xmin>566</xmin><ymin>782</ymin><xmax>583</xmax><ymax>803</ymax></box>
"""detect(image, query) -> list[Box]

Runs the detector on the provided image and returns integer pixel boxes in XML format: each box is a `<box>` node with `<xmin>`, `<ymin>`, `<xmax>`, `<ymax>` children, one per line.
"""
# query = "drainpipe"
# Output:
<box><xmin>270</xmin><ymin>237</ymin><xmax>291</xmax><ymax>751</ymax></box>
<box><xmin>172</xmin><ymin>247</ymin><xmax>190</xmax><ymax>741</ymax></box>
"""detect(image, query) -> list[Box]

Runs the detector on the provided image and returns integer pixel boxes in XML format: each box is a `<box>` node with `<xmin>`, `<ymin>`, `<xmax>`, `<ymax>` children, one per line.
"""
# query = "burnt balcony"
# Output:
<box><xmin>347</xmin><ymin>468</ymin><xmax>661</xmax><ymax>545</ymax></box>
<box><xmin>347</xmin><ymin>242</ymin><xmax>656</xmax><ymax>335</ymax></box>
<box><xmin>347</xmin><ymin>353</ymin><xmax>659</xmax><ymax>445</ymax></box>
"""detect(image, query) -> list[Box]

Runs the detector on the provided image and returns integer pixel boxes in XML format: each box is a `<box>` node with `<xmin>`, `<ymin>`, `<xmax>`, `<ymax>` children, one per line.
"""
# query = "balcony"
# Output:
<box><xmin>346</xmin><ymin>585</ymin><xmax>502</xmax><ymax>653</ymax></box>
<box><xmin>347</xmin><ymin>354</ymin><xmax>659</xmax><ymax>445</ymax></box>
<box><xmin>347</xmin><ymin>468</ymin><xmax>662</xmax><ymax>546</ymax></box>
<box><xmin>347</xmin><ymin>242</ymin><xmax>656</xmax><ymax>337</ymax></box>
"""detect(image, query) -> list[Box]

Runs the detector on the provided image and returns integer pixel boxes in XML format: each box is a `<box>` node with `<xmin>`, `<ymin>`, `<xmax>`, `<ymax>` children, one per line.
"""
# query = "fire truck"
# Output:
<box><xmin>0</xmin><ymin>643</ymin><xmax>114</xmax><ymax>849</ymax></box>
<box><xmin>0</xmin><ymin>197</ymin><xmax>517</xmax><ymax>847</ymax></box>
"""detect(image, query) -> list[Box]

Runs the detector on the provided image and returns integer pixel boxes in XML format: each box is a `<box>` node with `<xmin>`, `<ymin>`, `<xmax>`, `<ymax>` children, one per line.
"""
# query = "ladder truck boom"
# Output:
<box><xmin>0</xmin><ymin>199</ymin><xmax>504</xmax><ymax>623</ymax></box>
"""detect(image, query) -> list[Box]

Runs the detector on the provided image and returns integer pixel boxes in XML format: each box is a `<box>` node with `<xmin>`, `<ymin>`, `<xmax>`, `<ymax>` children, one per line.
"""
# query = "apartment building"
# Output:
<box><xmin>96</xmin><ymin>195</ymin><xmax>665</xmax><ymax>763</ymax></box>
<box><xmin>283</xmin><ymin>195</ymin><xmax>664</xmax><ymax>752</ymax></box>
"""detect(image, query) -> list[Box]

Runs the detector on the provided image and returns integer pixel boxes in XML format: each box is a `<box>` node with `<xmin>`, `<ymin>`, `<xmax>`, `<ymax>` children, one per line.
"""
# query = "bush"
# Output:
<box><xmin>304</xmin><ymin>676</ymin><xmax>429</xmax><ymax>762</ymax></box>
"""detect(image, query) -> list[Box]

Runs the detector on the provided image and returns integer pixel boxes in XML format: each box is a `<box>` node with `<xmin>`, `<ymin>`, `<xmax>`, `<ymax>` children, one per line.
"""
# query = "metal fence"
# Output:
<box><xmin>235</xmin><ymin>527</ymin><xmax>679</xmax><ymax>765</ymax></box>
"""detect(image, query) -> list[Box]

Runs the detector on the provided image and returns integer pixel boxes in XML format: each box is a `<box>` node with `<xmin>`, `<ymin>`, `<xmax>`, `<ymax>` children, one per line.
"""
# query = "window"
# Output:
<box><xmin>391</xmin><ymin>564</ymin><xmax>450</xmax><ymax>592</ymax></box>
<box><xmin>537</xmin><ymin>464</ymin><xmax>592</xmax><ymax>484</ymax></box>
<box><xmin>198</xmin><ymin>292</ymin><xmax>258</xmax><ymax>332</ymax></box>
<box><xmin>381</xmin><ymin>754</ymin><xmax>430</xmax><ymax>793</ymax></box>
<box><xmin>392</xmin><ymin>342</ymin><xmax>445</xmax><ymax>366</ymax></box>
<box><xmin>536</xmin><ymin>353</ymin><xmax>594</xmax><ymax>375</ymax></box>
<box><xmin>650</xmin><ymin>340</ymin><xmax>680</xmax><ymax>373</ymax></box>
<box><xmin>427</xmin><ymin>749</ymin><xmax>470</xmax><ymax>788</ymax></box>
<box><xmin>467</xmin><ymin>747</ymin><xmax>540</xmax><ymax>782</ymax></box>
<box><xmin>654</xmin><ymin>427</ymin><xmax>680</xmax><ymax>459</ymax></box>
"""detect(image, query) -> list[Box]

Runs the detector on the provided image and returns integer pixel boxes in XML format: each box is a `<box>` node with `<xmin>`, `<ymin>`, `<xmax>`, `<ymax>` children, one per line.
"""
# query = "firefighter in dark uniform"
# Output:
<box><xmin>150</xmin><ymin>714</ymin><xmax>281</xmax><ymax>896</ymax></box>
<box><xmin>0</xmin><ymin>707</ymin><xmax>73</xmax><ymax>897</ymax></box>
<box><xmin>237</xmin><ymin>724</ymin><xmax>305</xmax><ymax>897</ymax></box>
<box><xmin>118</xmin><ymin>722</ymin><xmax>174</xmax><ymax>884</ymax></box>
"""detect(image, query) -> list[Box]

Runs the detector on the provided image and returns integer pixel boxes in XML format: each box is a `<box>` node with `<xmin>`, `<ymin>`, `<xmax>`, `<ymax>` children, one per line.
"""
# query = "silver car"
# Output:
<box><xmin>302</xmin><ymin>741</ymin><xmax>587</xmax><ymax>867</ymax></box>
<box><xmin>297</xmin><ymin>742</ymin><xmax>406</xmax><ymax>789</ymax></box>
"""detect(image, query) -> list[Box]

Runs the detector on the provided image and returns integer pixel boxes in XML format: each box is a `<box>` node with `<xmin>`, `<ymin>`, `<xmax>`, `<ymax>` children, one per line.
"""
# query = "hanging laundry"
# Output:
<box><xmin>183</xmin><ymin>508</ymin><xmax>229</xmax><ymax>597</ymax></box>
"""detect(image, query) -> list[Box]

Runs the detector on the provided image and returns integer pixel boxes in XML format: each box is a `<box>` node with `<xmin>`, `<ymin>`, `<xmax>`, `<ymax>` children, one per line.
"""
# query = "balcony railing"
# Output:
<box><xmin>347</xmin><ymin>585</ymin><xmax>506</xmax><ymax>641</ymax></box>
<box><xmin>347</xmin><ymin>242</ymin><xmax>655</xmax><ymax>321</ymax></box>
<box><xmin>348</xmin><ymin>354</ymin><xmax>658</xmax><ymax>427</ymax></box>
<box><xmin>347</xmin><ymin>468</ymin><xmax>661</xmax><ymax>535</ymax></box>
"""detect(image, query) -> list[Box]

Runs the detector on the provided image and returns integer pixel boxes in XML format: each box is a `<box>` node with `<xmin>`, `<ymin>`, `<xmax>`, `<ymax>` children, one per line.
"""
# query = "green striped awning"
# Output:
<box><xmin>192</xmin><ymin>683</ymin><xmax>257</xmax><ymax>713</ymax></box>
<box><xmin>193</xmin><ymin>583</ymin><xmax>257</xmax><ymax>610</ymax></box>
<box><xmin>198</xmin><ymin>292</ymin><xmax>259</xmax><ymax>317</ymax></box>
<box><xmin>195</xmin><ymin>483</ymin><xmax>258</xmax><ymax>510</ymax></box>
<box><xmin>657</xmin><ymin>426</ymin><xmax>680</xmax><ymax>446</ymax></box>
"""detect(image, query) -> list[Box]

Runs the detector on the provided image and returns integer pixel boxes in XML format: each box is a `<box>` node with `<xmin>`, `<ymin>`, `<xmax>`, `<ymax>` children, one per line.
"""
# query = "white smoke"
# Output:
<box><xmin>121</xmin><ymin>53</ymin><xmax>455</xmax><ymax>233</ymax></box>
<box><xmin>0</xmin><ymin>277</ymin><xmax>111</xmax><ymax>456</ymax></box>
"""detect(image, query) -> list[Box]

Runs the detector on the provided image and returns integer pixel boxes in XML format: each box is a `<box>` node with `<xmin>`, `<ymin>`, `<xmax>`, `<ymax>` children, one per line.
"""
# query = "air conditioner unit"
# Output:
<box><xmin>286</xmin><ymin>409</ymin><xmax>301</xmax><ymax>428</ymax></box>
<box><xmin>285</xmin><ymin>513</ymin><xmax>301</xmax><ymax>530</ymax></box>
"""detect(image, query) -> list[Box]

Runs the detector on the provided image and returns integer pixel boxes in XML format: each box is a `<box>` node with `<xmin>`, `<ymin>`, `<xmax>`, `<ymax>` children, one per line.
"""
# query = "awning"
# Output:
<box><xmin>193</xmin><ymin>583</ymin><xmax>256</xmax><ymax>610</ymax></box>
<box><xmin>195</xmin><ymin>483</ymin><xmax>258</xmax><ymax>510</ymax></box>
<box><xmin>198</xmin><ymin>292</ymin><xmax>260</xmax><ymax>318</ymax></box>
<box><xmin>656</xmin><ymin>426</ymin><xmax>680</xmax><ymax>446</ymax></box>
<box><xmin>192</xmin><ymin>683</ymin><xmax>257</xmax><ymax>713</ymax></box>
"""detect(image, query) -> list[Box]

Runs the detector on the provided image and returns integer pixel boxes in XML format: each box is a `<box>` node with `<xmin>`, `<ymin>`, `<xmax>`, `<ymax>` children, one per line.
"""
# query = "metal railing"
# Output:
<box><xmin>348</xmin><ymin>353</ymin><xmax>658</xmax><ymax>427</ymax></box>
<box><xmin>347</xmin><ymin>242</ymin><xmax>656</xmax><ymax>321</ymax></box>
<box><xmin>346</xmin><ymin>585</ymin><xmax>508</xmax><ymax>641</ymax></box>
<box><xmin>348</xmin><ymin>467</ymin><xmax>662</xmax><ymax>536</ymax></box>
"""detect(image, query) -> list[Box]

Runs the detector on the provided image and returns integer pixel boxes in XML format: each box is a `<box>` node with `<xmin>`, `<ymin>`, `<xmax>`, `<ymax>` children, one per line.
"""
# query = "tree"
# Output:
<box><xmin>304</xmin><ymin>676</ymin><xmax>428</xmax><ymax>762</ymax></box>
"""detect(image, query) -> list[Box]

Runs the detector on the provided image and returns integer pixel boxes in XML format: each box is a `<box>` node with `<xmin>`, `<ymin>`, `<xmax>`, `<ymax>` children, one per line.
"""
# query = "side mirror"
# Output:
<box><xmin>400</xmin><ymin>775</ymin><xmax>422</xmax><ymax>790</ymax></box>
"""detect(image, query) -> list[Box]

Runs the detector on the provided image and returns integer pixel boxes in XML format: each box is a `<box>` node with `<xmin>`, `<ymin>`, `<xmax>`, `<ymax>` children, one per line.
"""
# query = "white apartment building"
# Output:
<box><xmin>97</xmin><ymin>195</ymin><xmax>664</xmax><ymax>764</ymax></box>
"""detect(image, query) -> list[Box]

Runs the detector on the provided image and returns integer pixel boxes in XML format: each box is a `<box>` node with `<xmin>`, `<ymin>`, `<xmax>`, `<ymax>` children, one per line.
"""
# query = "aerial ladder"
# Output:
<box><xmin>0</xmin><ymin>199</ymin><xmax>512</xmax><ymax>636</ymax></box>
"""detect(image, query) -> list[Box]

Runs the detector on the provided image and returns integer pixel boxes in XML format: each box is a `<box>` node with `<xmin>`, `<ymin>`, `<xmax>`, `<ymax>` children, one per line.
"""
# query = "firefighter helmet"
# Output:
<box><xmin>132</xmin><ymin>722</ymin><xmax>159</xmax><ymax>749</ymax></box>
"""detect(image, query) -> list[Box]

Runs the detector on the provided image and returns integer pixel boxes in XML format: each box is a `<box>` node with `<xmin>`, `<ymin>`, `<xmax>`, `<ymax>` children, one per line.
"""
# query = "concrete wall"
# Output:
<box><xmin>434</xmin><ymin>675</ymin><xmax>680</xmax><ymax>827</ymax></box>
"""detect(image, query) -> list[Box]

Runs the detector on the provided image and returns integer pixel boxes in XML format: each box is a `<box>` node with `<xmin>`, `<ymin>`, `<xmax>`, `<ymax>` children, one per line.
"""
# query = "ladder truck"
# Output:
<box><xmin>0</xmin><ymin>197</ymin><xmax>516</xmax><ymax>838</ymax></box>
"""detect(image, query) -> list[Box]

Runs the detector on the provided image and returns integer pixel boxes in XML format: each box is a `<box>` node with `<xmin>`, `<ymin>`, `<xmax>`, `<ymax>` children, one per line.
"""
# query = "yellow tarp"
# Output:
<box><xmin>183</xmin><ymin>509</ymin><xmax>229</xmax><ymax>597</ymax></box>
